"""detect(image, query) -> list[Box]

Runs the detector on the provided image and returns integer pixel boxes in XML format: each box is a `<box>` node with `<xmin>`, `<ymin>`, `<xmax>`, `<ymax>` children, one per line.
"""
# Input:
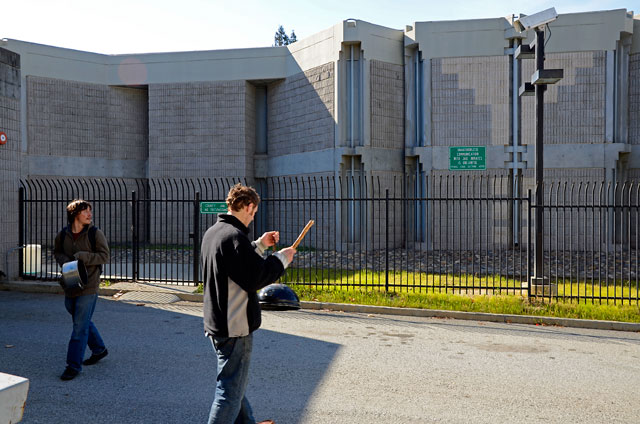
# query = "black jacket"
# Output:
<box><xmin>201</xmin><ymin>214</ymin><xmax>286</xmax><ymax>337</ymax></box>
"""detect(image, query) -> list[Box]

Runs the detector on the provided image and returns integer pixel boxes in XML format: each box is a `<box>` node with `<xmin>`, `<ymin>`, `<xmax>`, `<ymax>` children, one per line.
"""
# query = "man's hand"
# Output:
<box><xmin>258</xmin><ymin>231</ymin><xmax>279</xmax><ymax>248</ymax></box>
<box><xmin>278</xmin><ymin>247</ymin><xmax>296</xmax><ymax>264</ymax></box>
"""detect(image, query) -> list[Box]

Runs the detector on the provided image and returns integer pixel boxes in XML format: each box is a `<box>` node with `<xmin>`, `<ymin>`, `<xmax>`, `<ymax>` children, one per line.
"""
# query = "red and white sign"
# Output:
<box><xmin>0</xmin><ymin>132</ymin><xmax>7</xmax><ymax>145</ymax></box>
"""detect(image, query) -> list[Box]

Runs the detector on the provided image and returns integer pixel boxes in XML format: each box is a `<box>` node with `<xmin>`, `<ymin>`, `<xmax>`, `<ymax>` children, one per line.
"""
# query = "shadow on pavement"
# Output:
<box><xmin>0</xmin><ymin>291</ymin><xmax>339</xmax><ymax>424</ymax></box>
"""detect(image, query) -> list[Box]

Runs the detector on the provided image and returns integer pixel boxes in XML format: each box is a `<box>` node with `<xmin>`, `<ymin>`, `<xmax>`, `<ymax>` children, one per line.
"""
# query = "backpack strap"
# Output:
<box><xmin>59</xmin><ymin>226</ymin><xmax>68</xmax><ymax>245</ymax></box>
<box><xmin>88</xmin><ymin>226</ymin><xmax>98</xmax><ymax>253</ymax></box>
<box><xmin>88</xmin><ymin>226</ymin><xmax>103</xmax><ymax>274</ymax></box>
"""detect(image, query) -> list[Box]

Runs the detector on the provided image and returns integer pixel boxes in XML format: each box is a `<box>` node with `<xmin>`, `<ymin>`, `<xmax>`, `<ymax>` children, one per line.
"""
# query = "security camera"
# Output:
<box><xmin>513</xmin><ymin>7</ymin><xmax>558</xmax><ymax>32</ymax></box>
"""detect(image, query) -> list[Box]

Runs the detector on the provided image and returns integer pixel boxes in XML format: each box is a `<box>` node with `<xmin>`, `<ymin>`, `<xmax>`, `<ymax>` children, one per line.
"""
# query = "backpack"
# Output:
<box><xmin>59</xmin><ymin>226</ymin><xmax>102</xmax><ymax>274</ymax></box>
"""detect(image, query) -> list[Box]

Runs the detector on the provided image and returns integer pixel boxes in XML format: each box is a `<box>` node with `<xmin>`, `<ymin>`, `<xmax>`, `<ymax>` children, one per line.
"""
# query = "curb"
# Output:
<box><xmin>0</xmin><ymin>281</ymin><xmax>203</xmax><ymax>301</ymax></box>
<box><xmin>0</xmin><ymin>280</ymin><xmax>64</xmax><ymax>295</ymax></box>
<box><xmin>301</xmin><ymin>301</ymin><xmax>640</xmax><ymax>332</ymax></box>
<box><xmin>2</xmin><ymin>280</ymin><xmax>639</xmax><ymax>333</ymax></box>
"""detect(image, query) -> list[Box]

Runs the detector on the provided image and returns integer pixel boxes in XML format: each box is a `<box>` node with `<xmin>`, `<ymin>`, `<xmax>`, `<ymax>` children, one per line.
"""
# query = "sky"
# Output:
<box><xmin>2</xmin><ymin>0</ymin><xmax>637</xmax><ymax>55</ymax></box>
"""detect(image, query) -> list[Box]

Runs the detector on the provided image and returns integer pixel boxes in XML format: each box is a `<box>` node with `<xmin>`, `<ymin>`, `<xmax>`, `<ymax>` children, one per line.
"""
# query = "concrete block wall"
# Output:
<box><xmin>3</xmin><ymin>12</ymin><xmax>638</xmax><ymax>266</ymax></box>
<box><xmin>521</xmin><ymin>51</ymin><xmax>606</xmax><ymax>146</ymax></box>
<box><xmin>108</xmin><ymin>87</ymin><xmax>148</xmax><ymax>160</ymax></box>
<box><xmin>421</xmin><ymin>55</ymin><xmax>512</xmax><ymax>249</ymax></box>
<box><xmin>431</xmin><ymin>56</ymin><xmax>510</xmax><ymax>149</ymax></box>
<box><xmin>26</xmin><ymin>77</ymin><xmax>148</xmax><ymax>160</ymax></box>
<box><xmin>0</xmin><ymin>48</ymin><xmax>21</xmax><ymax>277</ymax></box>
<box><xmin>425</xmin><ymin>170</ymin><xmax>512</xmax><ymax>250</ymax></box>
<box><xmin>27</xmin><ymin>77</ymin><xmax>105</xmax><ymax>156</ymax></box>
<box><xmin>267</xmin><ymin>63</ymin><xmax>335</xmax><ymax>156</ymax></box>
<box><xmin>370</xmin><ymin>60</ymin><xmax>404</xmax><ymax>149</ymax></box>
<box><xmin>148</xmin><ymin>81</ymin><xmax>249</xmax><ymax>178</ymax></box>
<box><xmin>257</xmin><ymin>173</ymin><xmax>336</xmax><ymax>250</ymax></box>
<box><xmin>518</xmin><ymin>51</ymin><xmax>610</xmax><ymax>251</ymax></box>
<box><xmin>244</xmin><ymin>82</ymin><xmax>256</xmax><ymax>178</ymax></box>
<box><xmin>522</xmin><ymin>168</ymin><xmax>609</xmax><ymax>250</ymax></box>
<box><xmin>366</xmin><ymin>171</ymin><xmax>405</xmax><ymax>250</ymax></box>
<box><xmin>253</xmin><ymin>173</ymin><xmax>406</xmax><ymax>253</ymax></box>
<box><xmin>630</xmin><ymin>54</ymin><xmax>640</xmax><ymax>145</ymax></box>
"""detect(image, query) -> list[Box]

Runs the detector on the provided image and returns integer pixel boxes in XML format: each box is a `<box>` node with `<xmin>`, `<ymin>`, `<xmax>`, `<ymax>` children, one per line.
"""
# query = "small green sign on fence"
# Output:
<box><xmin>200</xmin><ymin>202</ymin><xmax>227</xmax><ymax>214</ymax></box>
<box><xmin>449</xmin><ymin>146</ymin><xmax>486</xmax><ymax>170</ymax></box>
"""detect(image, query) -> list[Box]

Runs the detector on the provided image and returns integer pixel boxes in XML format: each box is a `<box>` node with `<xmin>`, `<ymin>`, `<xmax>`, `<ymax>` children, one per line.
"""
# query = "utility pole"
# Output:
<box><xmin>514</xmin><ymin>8</ymin><xmax>563</xmax><ymax>297</ymax></box>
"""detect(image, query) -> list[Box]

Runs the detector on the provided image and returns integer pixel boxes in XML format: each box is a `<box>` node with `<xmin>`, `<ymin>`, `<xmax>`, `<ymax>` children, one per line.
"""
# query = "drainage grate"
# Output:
<box><xmin>117</xmin><ymin>291</ymin><xmax>181</xmax><ymax>305</ymax></box>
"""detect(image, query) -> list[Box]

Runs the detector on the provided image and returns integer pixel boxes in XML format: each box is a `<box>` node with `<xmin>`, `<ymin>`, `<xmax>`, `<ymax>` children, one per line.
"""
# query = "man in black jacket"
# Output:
<box><xmin>201</xmin><ymin>184</ymin><xmax>296</xmax><ymax>424</ymax></box>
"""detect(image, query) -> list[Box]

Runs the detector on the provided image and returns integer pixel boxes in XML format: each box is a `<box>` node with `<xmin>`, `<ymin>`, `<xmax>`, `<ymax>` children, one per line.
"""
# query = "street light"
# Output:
<box><xmin>514</xmin><ymin>8</ymin><xmax>563</xmax><ymax>296</ymax></box>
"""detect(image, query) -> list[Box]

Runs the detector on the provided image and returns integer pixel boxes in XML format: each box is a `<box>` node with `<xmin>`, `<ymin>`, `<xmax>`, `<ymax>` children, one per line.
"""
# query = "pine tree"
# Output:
<box><xmin>274</xmin><ymin>26</ymin><xmax>297</xmax><ymax>46</ymax></box>
<box><xmin>274</xmin><ymin>25</ymin><xmax>289</xmax><ymax>46</ymax></box>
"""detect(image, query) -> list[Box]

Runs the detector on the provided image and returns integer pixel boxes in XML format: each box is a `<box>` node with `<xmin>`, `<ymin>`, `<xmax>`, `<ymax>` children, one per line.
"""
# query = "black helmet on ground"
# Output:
<box><xmin>258</xmin><ymin>283</ymin><xmax>300</xmax><ymax>310</ymax></box>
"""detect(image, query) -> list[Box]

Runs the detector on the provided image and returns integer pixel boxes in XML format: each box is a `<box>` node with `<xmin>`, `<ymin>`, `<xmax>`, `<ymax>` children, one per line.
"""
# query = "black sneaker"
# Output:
<box><xmin>83</xmin><ymin>349</ymin><xmax>108</xmax><ymax>365</ymax></box>
<box><xmin>60</xmin><ymin>367</ymin><xmax>79</xmax><ymax>381</ymax></box>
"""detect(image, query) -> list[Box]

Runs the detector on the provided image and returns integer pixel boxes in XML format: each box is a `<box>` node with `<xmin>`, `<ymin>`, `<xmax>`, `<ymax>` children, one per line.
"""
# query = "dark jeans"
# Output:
<box><xmin>208</xmin><ymin>334</ymin><xmax>255</xmax><ymax>424</ymax></box>
<box><xmin>64</xmin><ymin>294</ymin><xmax>106</xmax><ymax>371</ymax></box>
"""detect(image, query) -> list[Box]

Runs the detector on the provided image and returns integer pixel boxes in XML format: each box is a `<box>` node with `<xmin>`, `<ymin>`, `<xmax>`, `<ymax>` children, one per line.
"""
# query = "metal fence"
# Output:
<box><xmin>533</xmin><ymin>181</ymin><xmax>639</xmax><ymax>304</ymax></box>
<box><xmin>18</xmin><ymin>176</ymin><xmax>640</xmax><ymax>304</ymax></box>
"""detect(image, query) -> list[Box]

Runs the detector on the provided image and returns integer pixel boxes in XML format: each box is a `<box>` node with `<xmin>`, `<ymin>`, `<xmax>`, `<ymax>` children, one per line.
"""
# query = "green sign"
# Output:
<box><xmin>200</xmin><ymin>202</ymin><xmax>227</xmax><ymax>214</ymax></box>
<box><xmin>449</xmin><ymin>146</ymin><xmax>486</xmax><ymax>170</ymax></box>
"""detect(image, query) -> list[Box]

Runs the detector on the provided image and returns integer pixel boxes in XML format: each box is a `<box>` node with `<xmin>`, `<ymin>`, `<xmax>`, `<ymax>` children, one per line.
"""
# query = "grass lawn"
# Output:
<box><xmin>278</xmin><ymin>268</ymin><xmax>640</xmax><ymax>324</ymax></box>
<box><xmin>193</xmin><ymin>269</ymin><xmax>640</xmax><ymax>323</ymax></box>
<box><xmin>288</xmin><ymin>284</ymin><xmax>640</xmax><ymax>323</ymax></box>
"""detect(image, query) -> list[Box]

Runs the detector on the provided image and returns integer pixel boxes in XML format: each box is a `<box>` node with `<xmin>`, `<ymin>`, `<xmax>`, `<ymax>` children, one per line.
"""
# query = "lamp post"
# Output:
<box><xmin>514</xmin><ymin>9</ymin><xmax>563</xmax><ymax>296</ymax></box>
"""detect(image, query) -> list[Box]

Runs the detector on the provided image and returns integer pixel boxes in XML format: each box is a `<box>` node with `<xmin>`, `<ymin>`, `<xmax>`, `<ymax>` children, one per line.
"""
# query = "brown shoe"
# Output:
<box><xmin>257</xmin><ymin>421</ymin><xmax>275</xmax><ymax>424</ymax></box>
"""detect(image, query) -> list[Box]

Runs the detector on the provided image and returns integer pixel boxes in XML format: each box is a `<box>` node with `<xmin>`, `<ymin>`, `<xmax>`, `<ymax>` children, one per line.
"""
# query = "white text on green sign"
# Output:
<box><xmin>449</xmin><ymin>146</ymin><xmax>486</xmax><ymax>170</ymax></box>
<box><xmin>200</xmin><ymin>202</ymin><xmax>227</xmax><ymax>214</ymax></box>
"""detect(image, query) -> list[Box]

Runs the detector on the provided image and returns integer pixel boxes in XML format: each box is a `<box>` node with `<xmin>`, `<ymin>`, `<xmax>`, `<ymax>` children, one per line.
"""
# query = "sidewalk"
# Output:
<box><xmin>2</xmin><ymin>279</ymin><xmax>639</xmax><ymax>332</ymax></box>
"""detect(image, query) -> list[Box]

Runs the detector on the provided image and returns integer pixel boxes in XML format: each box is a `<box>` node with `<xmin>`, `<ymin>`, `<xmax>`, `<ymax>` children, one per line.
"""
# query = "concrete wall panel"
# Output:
<box><xmin>431</xmin><ymin>56</ymin><xmax>510</xmax><ymax>149</ymax></box>
<box><xmin>370</xmin><ymin>60</ymin><xmax>404</xmax><ymax>150</ymax></box>
<box><xmin>148</xmin><ymin>80</ymin><xmax>249</xmax><ymax>178</ymax></box>
<box><xmin>521</xmin><ymin>51</ymin><xmax>606</xmax><ymax>147</ymax></box>
<box><xmin>26</xmin><ymin>77</ymin><xmax>148</xmax><ymax>176</ymax></box>
<box><xmin>267</xmin><ymin>63</ymin><xmax>335</xmax><ymax>157</ymax></box>
<box><xmin>245</xmin><ymin>82</ymin><xmax>257</xmax><ymax>179</ymax></box>
<box><xmin>0</xmin><ymin>48</ymin><xmax>21</xmax><ymax>277</ymax></box>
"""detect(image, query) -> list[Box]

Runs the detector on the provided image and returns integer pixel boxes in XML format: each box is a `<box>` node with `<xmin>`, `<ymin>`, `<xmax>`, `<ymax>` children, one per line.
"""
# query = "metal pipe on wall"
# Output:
<box><xmin>512</xmin><ymin>37</ymin><xmax>520</xmax><ymax>246</ymax></box>
<box><xmin>349</xmin><ymin>44</ymin><xmax>355</xmax><ymax>243</ymax></box>
<box><xmin>415</xmin><ymin>49</ymin><xmax>419</xmax><ymax>148</ymax></box>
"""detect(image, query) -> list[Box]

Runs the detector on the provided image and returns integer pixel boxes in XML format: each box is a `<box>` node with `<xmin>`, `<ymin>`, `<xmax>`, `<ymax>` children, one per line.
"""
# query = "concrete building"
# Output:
<box><xmin>0</xmin><ymin>8</ymin><xmax>638</xmax><ymax>278</ymax></box>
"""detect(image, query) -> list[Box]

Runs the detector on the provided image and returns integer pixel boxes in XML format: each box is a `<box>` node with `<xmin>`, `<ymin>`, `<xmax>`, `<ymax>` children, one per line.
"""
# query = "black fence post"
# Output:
<box><xmin>385</xmin><ymin>188</ymin><xmax>389</xmax><ymax>292</ymax></box>
<box><xmin>131</xmin><ymin>190</ymin><xmax>138</xmax><ymax>281</ymax></box>
<box><xmin>18</xmin><ymin>186</ymin><xmax>24</xmax><ymax>279</ymax></box>
<box><xmin>193</xmin><ymin>191</ymin><xmax>201</xmax><ymax>286</ymax></box>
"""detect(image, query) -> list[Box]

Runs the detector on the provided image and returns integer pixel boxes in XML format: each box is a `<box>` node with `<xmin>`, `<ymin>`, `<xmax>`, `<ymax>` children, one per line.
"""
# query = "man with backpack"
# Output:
<box><xmin>54</xmin><ymin>199</ymin><xmax>110</xmax><ymax>381</ymax></box>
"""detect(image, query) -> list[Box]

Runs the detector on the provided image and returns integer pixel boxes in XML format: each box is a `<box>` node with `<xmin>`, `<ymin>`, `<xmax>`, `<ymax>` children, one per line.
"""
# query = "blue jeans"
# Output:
<box><xmin>64</xmin><ymin>294</ymin><xmax>106</xmax><ymax>372</ymax></box>
<box><xmin>208</xmin><ymin>334</ymin><xmax>255</xmax><ymax>424</ymax></box>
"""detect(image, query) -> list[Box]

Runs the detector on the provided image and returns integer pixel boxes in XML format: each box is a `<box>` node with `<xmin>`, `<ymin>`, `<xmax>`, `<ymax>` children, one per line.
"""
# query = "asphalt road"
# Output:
<box><xmin>1</xmin><ymin>291</ymin><xmax>640</xmax><ymax>423</ymax></box>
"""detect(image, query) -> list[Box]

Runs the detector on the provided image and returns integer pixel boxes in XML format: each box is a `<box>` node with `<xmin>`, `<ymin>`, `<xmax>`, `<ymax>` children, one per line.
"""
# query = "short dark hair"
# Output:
<box><xmin>226</xmin><ymin>184</ymin><xmax>260</xmax><ymax>212</ymax></box>
<box><xmin>66</xmin><ymin>199</ymin><xmax>92</xmax><ymax>224</ymax></box>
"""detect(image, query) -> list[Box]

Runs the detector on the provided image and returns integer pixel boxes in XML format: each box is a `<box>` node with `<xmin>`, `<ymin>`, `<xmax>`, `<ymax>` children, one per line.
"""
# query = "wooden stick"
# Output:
<box><xmin>291</xmin><ymin>220</ymin><xmax>315</xmax><ymax>249</ymax></box>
